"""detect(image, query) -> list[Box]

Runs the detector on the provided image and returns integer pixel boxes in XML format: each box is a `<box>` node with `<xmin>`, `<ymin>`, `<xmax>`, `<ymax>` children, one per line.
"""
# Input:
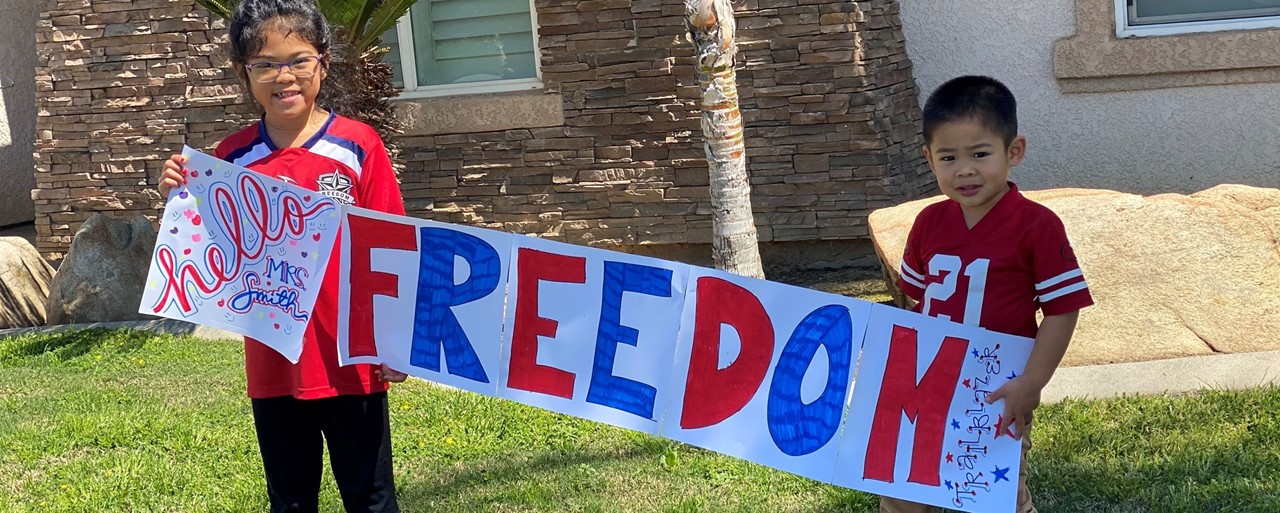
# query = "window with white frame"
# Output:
<box><xmin>1116</xmin><ymin>0</ymin><xmax>1280</xmax><ymax>37</ymax></box>
<box><xmin>382</xmin><ymin>0</ymin><xmax>541</xmax><ymax>97</ymax></box>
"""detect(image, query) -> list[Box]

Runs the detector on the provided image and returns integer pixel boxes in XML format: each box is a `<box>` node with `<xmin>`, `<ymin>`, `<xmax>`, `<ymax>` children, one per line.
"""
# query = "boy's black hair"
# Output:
<box><xmin>922</xmin><ymin>75</ymin><xmax>1018</xmax><ymax>147</ymax></box>
<box><xmin>228</xmin><ymin>0</ymin><xmax>332</xmax><ymax>65</ymax></box>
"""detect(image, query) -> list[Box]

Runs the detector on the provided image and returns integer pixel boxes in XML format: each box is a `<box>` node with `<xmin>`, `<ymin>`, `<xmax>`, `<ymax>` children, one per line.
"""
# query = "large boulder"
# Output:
<box><xmin>0</xmin><ymin>237</ymin><xmax>55</xmax><ymax>328</ymax></box>
<box><xmin>868</xmin><ymin>185</ymin><xmax>1280</xmax><ymax>367</ymax></box>
<box><xmin>45</xmin><ymin>214</ymin><xmax>158</xmax><ymax>325</ymax></box>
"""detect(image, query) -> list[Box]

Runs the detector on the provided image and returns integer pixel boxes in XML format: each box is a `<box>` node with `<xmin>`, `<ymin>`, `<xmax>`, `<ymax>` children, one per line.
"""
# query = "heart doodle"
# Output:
<box><xmin>217</xmin><ymin>299</ymin><xmax>225</xmax><ymax>307</ymax></box>
<box><xmin>191</xmin><ymin>234</ymin><xmax>202</xmax><ymax>243</ymax></box>
<box><xmin>169</xmin><ymin>227</ymin><xmax>178</xmax><ymax>234</ymax></box>
<box><xmin>303</xmin><ymin>195</ymin><xmax>311</xmax><ymax>202</ymax></box>
<box><xmin>183</xmin><ymin>209</ymin><xmax>196</xmax><ymax>219</ymax></box>
<box><xmin>289</xmin><ymin>240</ymin><xmax>298</xmax><ymax>247</ymax></box>
<box><xmin>312</xmin><ymin>233</ymin><xmax>321</xmax><ymax>242</ymax></box>
<box><xmin>189</xmin><ymin>170</ymin><xmax>198</xmax><ymax>178</ymax></box>
<box><xmin>272</xmin><ymin>186</ymin><xmax>279</xmax><ymax>193</ymax></box>
<box><xmin>191</xmin><ymin>215</ymin><xmax>202</xmax><ymax>226</ymax></box>
<box><xmin>183</xmin><ymin>248</ymin><xmax>191</xmax><ymax>255</ymax></box>
<box><xmin>269</xmin><ymin>312</ymin><xmax>276</xmax><ymax>319</ymax></box>
<box><xmin>205</xmin><ymin>169</ymin><xmax>212</xmax><ymax>176</ymax></box>
<box><xmin>178</xmin><ymin>191</ymin><xmax>189</xmax><ymax>199</ymax></box>
<box><xmin>301</xmin><ymin>251</ymin><xmax>308</xmax><ymax>258</ymax></box>
<box><xmin>274</xmin><ymin>323</ymin><xmax>280</xmax><ymax>330</ymax></box>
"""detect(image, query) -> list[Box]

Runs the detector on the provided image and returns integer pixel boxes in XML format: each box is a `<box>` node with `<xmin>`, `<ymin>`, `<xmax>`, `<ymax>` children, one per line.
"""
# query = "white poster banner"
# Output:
<box><xmin>139</xmin><ymin>147</ymin><xmax>341</xmax><ymax>362</ymax></box>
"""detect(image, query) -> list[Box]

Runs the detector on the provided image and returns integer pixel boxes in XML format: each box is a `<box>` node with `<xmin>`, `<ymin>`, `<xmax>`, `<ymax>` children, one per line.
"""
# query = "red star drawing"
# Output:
<box><xmin>962</xmin><ymin>378</ymin><xmax>972</xmax><ymax>389</ymax></box>
<box><xmin>946</xmin><ymin>452</ymin><xmax>954</xmax><ymax>463</ymax></box>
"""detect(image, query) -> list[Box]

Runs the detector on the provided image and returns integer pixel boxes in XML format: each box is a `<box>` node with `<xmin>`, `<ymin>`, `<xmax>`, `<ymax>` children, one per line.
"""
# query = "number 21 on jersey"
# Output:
<box><xmin>920</xmin><ymin>255</ymin><xmax>990</xmax><ymax>326</ymax></box>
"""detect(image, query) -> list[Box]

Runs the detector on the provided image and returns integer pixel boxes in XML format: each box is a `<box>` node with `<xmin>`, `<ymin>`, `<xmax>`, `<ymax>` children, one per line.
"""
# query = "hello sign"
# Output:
<box><xmin>141</xmin><ymin>148</ymin><xmax>341</xmax><ymax>362</ymax></box>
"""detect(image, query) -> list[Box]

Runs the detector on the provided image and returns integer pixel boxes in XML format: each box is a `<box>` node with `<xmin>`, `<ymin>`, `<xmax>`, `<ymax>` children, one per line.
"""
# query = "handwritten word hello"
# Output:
<box><xmin>150</xmin><ymin>173</ymin><xmax>332</xmax><ymax>315</ymax></box>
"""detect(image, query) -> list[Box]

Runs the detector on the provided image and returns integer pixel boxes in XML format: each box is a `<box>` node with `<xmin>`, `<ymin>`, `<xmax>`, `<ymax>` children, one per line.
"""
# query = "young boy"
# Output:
<box><xmin>882</xmin><ymin>76</ymin><xmax>1093</xmax><ymax>513</ymax></box>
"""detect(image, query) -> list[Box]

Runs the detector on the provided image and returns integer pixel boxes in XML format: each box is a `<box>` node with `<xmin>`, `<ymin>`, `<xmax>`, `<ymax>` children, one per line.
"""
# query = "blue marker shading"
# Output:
<box><xmin>586</xmin><ymin>261</ymin><xmax>673</xmax><ymax>419</ymax></box>
<box><xmin>766</xmin><ymin>304</ymin><xmax>854</xmax><ymax>456</ymax></box>
<box><xmin>409</xmin><ymin>227</ymin><xmax>500</xmax><ymax>383</ymax></box>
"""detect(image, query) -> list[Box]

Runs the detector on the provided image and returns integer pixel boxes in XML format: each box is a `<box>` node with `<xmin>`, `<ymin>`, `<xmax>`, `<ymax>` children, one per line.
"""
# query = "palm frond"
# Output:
<box><xmin>191</xmin><ymin>0</ymin><xmax>235</xmax><ymax>19</ymax></box>
<box><xmin>316</xmin><ymin>0</ymin><xmax>363</xmax><ymax>31</ymax></box>
<box><xmin>353</xmin><ymin>0</ymin><xmax>418</xmax><ymax>53</ymax></box>
<box><xmin>351</xmin><ymin>0</ymin><xmax>384</xmax><ymax>46</ymax></box>
<box><xmin>189</xmin><ymin>0</ymin><xmax>418</xmax><ymax>53</ymax></box>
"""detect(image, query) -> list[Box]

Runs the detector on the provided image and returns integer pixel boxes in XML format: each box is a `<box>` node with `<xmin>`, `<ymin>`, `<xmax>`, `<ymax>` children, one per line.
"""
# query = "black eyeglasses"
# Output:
<box><xmin>244</xmin><ymin>55</ymin><xmax>324</xmax><ymax>83</ymax></box>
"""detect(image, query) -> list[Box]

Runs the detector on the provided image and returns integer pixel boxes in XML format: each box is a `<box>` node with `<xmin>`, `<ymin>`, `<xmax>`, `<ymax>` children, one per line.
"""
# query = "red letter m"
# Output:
<box><xmin>862</xmin><ymin>325</ymin><xmax>968</xmax><ymax>486</ymax></box>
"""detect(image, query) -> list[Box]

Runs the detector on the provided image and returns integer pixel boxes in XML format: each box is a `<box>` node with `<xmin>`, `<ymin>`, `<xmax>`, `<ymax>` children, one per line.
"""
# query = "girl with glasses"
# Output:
<box><xmin>157</xmin><ymin>1</ymin><xmax>406</xmax><ymax>511</ymax></box>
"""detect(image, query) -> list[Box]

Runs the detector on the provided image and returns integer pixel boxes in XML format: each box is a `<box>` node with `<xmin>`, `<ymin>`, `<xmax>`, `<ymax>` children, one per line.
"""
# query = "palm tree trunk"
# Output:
<box><xmin>686</xmin><ymin>0</ymin><xmax>764</xmax><ymax>279</ymax></box>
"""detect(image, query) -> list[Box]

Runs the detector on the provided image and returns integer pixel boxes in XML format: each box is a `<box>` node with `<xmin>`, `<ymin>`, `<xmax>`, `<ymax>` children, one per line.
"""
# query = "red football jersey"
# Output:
<box><xmin>215</xmin><ymin>111</ymin><xmax>405</xmax><ymax>400</ymax></box>
<box><xmin>898</xmin><ymin>184</ymin><xmax>1093</xmax><ymax>338</ymax></box>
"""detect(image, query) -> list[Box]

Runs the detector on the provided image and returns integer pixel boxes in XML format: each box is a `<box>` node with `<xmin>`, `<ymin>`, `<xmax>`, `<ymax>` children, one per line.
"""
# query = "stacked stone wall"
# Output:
<box><xmin>34</xmin><ymin>0</ymin><xmax>933</xmax><ymax>265</ymax></box>
<box><xmin>35</xmin><ymin>0</ymin><xmax>254</xmax><ymax>260</ymax></box>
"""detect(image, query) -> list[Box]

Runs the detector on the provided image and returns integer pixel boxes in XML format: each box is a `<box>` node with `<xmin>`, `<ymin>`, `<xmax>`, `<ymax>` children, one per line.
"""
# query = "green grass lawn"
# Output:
<box><xmin>1</xmin><ymin>329</ymin><xmax>1278</xmax><ymax>513</ymax></box>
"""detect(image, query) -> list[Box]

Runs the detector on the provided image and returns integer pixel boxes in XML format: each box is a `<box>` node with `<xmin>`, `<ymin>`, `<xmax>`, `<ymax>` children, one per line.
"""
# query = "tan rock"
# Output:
<box><xmin>868</xmin><ymin>185</ymin><xmax>1280</xmax><ymax>367</ymax></box>
<box><xmin>1191</xmin><ymin>184</ymin><xmax>1280</xmax><ymax>233</ymax></box>
<box><xmin>45</xmin><ymin>214</ymin><xmax>158</xmax><ymax>325</ymax></box>
<box><xmin>0</xmin><ymin>237</ymin><xmax>55</xmax><ymax>328</ymax></box>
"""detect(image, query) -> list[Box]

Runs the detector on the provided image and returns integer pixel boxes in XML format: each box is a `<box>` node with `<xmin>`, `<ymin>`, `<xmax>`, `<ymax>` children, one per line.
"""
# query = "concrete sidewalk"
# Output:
<box><xmin>1044</xmin><ymin>350</ymin><xmax>1280</xmax><ymax>403</ymax></box>
<box><xmin>2</xmin><ymin>319</ymin><xmax>1277</xmax><ymax>403</ymax></box>
<box><xmin>0</xmin><ymin>319</ymin><xmax>239</xmax><ymax>344</ymax></box>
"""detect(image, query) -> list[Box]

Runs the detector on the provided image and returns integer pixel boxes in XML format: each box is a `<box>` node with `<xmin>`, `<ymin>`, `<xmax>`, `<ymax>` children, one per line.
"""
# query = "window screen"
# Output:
<box><xmin>1129</xmin><ymin>0</ymin><xmax>1280</xmax><ymax>26</ymax></box>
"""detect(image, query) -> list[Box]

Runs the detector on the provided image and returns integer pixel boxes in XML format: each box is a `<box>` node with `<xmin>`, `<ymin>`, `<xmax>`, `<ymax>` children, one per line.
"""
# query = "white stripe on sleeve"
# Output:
<box><xmin>1036</xmin><ymin>268</ymin><xmax>1083</xmax><ymax>291</ymax></box>
<box><xmin>901</xmin><ymin>261</ymin><xmax>925</xmax><ymax>282</ymax></box>
<box><xmin>1038</xmin><ymin>281</ymin><xmax>1089</xmax><ymax>302</ymax></box>
<box><xmin>900</xmin><ymin>268</ymin><xmax>926</xmax><ymax>290</ymax></box>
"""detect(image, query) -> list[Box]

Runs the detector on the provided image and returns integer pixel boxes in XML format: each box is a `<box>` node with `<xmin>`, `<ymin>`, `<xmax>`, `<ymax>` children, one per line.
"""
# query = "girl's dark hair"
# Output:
<box><xmin>228</xmin><ymin>0</ymin><xmax>332</xmax><ymax>65</ymax></box>
<box><xmin>922</xmin><ymin>75</ymin><xmax>1018</xmax><ymax>147</ymax></box>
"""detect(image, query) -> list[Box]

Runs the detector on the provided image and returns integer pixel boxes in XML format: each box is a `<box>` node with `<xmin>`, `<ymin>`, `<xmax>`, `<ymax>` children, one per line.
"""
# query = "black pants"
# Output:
<box><xmin>251</xmin><ymin>392</ymin><xmax>399</xmax><ymax>513</ymax></box>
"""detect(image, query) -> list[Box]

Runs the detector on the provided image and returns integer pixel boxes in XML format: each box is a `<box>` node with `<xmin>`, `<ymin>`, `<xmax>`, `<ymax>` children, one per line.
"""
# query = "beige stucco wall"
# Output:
<box><xmin>898</xmin><ymin>0</ymin><xmax>1280</xmax><ymax>194</ymax></box>
<box><xmin>0</xmin><ymin>1</ymin><xmax>37</xmax><ymax>226</ymax></box>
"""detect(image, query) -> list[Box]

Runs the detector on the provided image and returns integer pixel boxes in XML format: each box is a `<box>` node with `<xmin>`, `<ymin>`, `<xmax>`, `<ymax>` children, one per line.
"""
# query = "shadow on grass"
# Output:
<box><xmin>397</xmin><ymin>443</ymin><xmax>886</xmax><ymax>513</ymax></box>
<box><xmin>1</xmin><ymin>328</ymin><xmax>150</xmax><ymax>361</ymax></box>
<box><xmin>396</xmin><ymin>446</ymin><xmax>656</xmax><ymax>512</ymax></box>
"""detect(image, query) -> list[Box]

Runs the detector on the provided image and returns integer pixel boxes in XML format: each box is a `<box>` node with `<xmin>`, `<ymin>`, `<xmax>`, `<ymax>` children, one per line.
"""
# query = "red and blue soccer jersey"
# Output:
<box><xmin>898</xmin><ymin>184</ymin><xmax>1093</xmax><ymax>339</ymax></box>
<box><xmin>215</xmin><ymin>111</ymin><xmax>405</xmax><ymax>400</ymax></box>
